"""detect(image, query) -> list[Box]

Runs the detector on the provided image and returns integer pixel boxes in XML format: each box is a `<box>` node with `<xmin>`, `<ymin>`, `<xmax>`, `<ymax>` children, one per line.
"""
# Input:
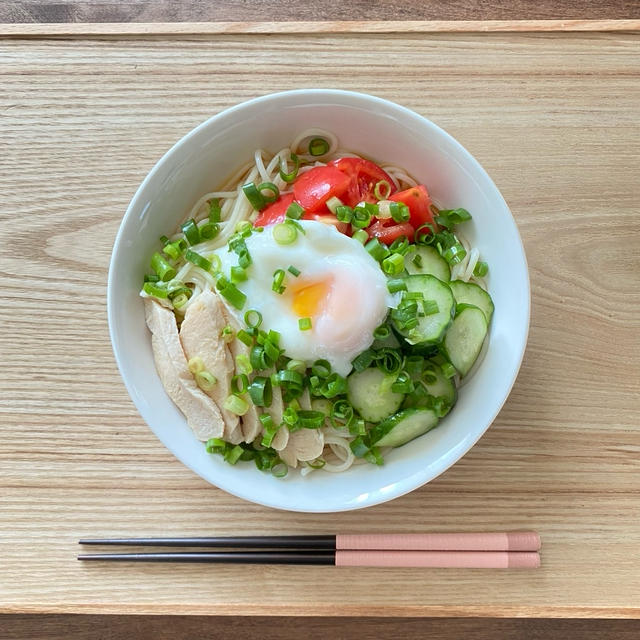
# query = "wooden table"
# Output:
<box><xmin>1</xmin><ymin>4</ymin><xmax>640</xmax><ymax>638</ymax></box>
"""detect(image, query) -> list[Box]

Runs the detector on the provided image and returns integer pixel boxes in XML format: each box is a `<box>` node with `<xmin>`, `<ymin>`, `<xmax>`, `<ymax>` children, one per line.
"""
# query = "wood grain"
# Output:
<box><xmin>2</xmin><ymin>615</ymin><xmax>640</xmax><ymax>639</ymax></box>
<box><xmin>1</xmin><ymin>0</ymin><xmax>639</xmax><ymax>23</ymax></box>
<box><xmin>0</xmin><ymin>32</ymin><xmax>639</xmax><ymax>618</ymax></box>
<box><xmin>2</xmin><ymin>20</ymin><xmax>640</xmax><ymax>36</ymax></box>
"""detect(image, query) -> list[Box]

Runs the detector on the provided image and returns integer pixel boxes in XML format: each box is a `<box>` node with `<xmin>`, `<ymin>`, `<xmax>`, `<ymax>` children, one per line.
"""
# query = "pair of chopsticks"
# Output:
<box><xmin>78</xmin><ymin>531</ymin><xmax>540</xmax><ymax>568</ymax></box>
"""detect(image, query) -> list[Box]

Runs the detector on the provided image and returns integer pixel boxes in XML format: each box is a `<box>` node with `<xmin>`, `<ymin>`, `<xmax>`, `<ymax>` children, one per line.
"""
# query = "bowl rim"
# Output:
<box><xmin>107</xmin><ymin>88</ymin><xmax>530</xmax><ymax>512</ymax></box>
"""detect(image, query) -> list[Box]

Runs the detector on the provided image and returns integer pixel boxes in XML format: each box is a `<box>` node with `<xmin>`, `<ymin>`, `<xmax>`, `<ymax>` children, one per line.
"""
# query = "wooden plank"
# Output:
<box><xmin>0</xmin><ymin>32</ymin><xmax>639</xmax><ymax>618</ymax></box>
<box><xmin>1</xmin><ymin>19</ymin><xmax>640</xmax><ymax>36</ymax></box>
<box><xmin>2</xmin><ymin>615</ymin><xmax>640</xmax><ymax>639</ymax></box>
<box><xmin>1</xmin><ymin>0</ymin><xmax>639</xmax><ymax>24</ymax></box>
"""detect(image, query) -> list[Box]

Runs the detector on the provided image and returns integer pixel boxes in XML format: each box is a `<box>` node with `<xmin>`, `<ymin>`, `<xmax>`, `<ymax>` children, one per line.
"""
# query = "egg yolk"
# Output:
<box><xmin>291</xmin><ymin>279</ymin><xmax>332</xmax><ymax>318</ymax></box>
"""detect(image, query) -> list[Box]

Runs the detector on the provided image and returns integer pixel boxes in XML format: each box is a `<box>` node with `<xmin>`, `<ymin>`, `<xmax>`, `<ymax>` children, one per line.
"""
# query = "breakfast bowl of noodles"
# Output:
<box><xmin>108</xmin><ymin>89</ymin><xmax>529</xmax><ymax>512</ymax></box>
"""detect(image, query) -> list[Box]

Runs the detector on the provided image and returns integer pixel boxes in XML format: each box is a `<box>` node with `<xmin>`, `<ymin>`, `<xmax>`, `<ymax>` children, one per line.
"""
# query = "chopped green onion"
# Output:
<box><xmin>160</xmin><ymin>235</ymin><xmax>169</xmax><ymax>245</ymax></box>
<box><xmin>215</xmin><ymin>276</ymin><xmax>246</xmax><ymax>310</ymax></box>
<box><xmin>318</xmin><ymin>372</ymin><xmax>347</xmax><ymax>398</ymax></box>
<box><xmin>297</xmin><ymin>410</ymin><xmax>325</xmax><ymax>429</ymax></box>
<box><xmin>365</xmin><ymin>238</ymin><xmax>390</xmax><ymax>262</ymax></box>
<box><xmin>283</xmin><ymin>406</ymin><xmax>299</xmax><ymax>426</ymax></box>
<box><xmin>250</xmin><ymin>345</ymin><xmax>268</xmax><ymax>370</ymax></box>
<box><xmin>260</xmin><ymin>415</ymin><xmax>279</xmax><ymax>447</ymax></box>
<box><xmin>442</xmin><ymin>243</ymin><xmax>467</xmax><ymax>265</ymax></box>
<box><xmin>287</xmin><ymin>265</ymin><xmax>301</xmax><ymax>277</ymax></box>
<box><xmin>286</xmin><ymin>218</ymin><xmax>306</xmax><ymax>235</ymax></box>
<box><xmin>326</xmin><ymin>196</ymin><xmax>343</xmax><ymax>214</ymax></box>
<box><xmin>415</xmin><ymin>223</ymin><xmax>437</xmax><ymax>244</ymax></box>
<box><xmin>172</xmin><ymin>293</ymin><xmax>189</xmax><ymax>310</ymax></box>
<box><xmin>224</xmin><ymin>394</ymin><xmax>249</xmax><ymax>416</ymax></box>
<box><xmin>373</xmin><ymin>324</ymin><xmax>391</xmax><ymax>340</ymax></box>
<box><xmin>435</xmin><ymin>208</ymin><xmax>472</xmax><ymax>229</ymax></box>
<box><xmin>335</xmin><ymin>205</ymin><xmax>353</xmax><ymax>223</ymax></box>
<box><xmin>352</xmin><ymin>229</ymin><xmax>369</xmax><ymax>244</ymax></box>
<box><xmin>196</xmin><ymin>370</ymin><xmax>217</xmax><ymax>391</ymax></box>
<box><xmin>474</xmin><ymin>261</ymin><xmax>489</xmax><ymax>277</ymax></box>
<box><xmin>272</xmin><ymin>269</ymin><xmax>286</xmax><ymax>294</ymax></box>
<box><xmin>244</xmin><ymin>309</ymin><xmax>262</xmax><ymax>328</ymax></box>
<box><xmin>330</xmin><ymin>399</ymin><xmax>355</xmax><ymax>428</ymax></box>
<box><xmin>276</xmin><ymin>369</ymin><xmax>304</xmax><ymax>387</ymax></box>
<box><xmin>279</xmin><ymin>153</ymin><xmax>300</xmax><ymax>183</ymax></box>
<box><xmin>286</xmin><ymin>201</ymin><xmax>305</xmax><ymax>220</ymax></box>
<box><xmin>441</xmin><ymin>362</ymin><xmax>457</xmax><ymax>379</ymax></box>
<box><xmin>374</xmin><ymin>180</ymin><xmax>391</xmax><ymax>200</ymax></box>
<box><xmin>150</xmin><ymin>252</ymin><xmax>176</xmax><ymax>281</ymax></box>
<box><xmin>236</xmin><ymin>329</ymin><xmax>253</xmax><ymax>347</ymax></box>
<box><xmin>405</xmin><ymin>355</ymin><xmax>424</xmax><ymax>378</ymax></box>
<box><xmin>162</xmin><ymin>241</ymin><xmax>183</xmax><ymax>260</ymax></box>
<box><xmin>307</xmin><ymin>458</ymin><xmax>326</xmax><ymax>469</ymax></box>
<box><xmin>205</xmin><ymin>199</ymin><xmax>220</xmax><ymax>223</ymax></box>
<box><xmin>389</xmin><ymin>236</ymin><xmax>410</xmax><ymax>255</ymax></box>
<box><xmin>364</xmin><ymin>446</ymin><xmax>384</xmax><ymax>466</ymax></box>
<box><xmin>382</xmin><ymin>253</ymin><xmax>405</xmax><ymax>275</ymax></box>
<box><xmin>389</xmin><ymin>202</ymin><xmax>410</xmax><ymax>223</ymax></box>
<box><xmin>142</xmin><ymin>282</ymin><xmax>168</xmax><ymax>298</ymax></box>
<box><xmin>205</xmin><ymin>437</ymin><xmax>226</xmax><ymax>454</ymax></box>
<box><xmin>311</xmin><ymin>359</ymin><xmax>331</xmax><ymax>378</ymax></box>
<box><xmin>181</xmin><ymin>219</ymin><xmax>201</xmax><ymax>246</ymax></box>
<box><xmin>184</xmin><ymin>249</ymin><xmax>211</xmax><ymax>272</ymax></box>
<box><xmin>422</xmin><ymin>369</ymin><xmax>438</xmax><ymax>385</ymax></box>
<box><xmin>422</xmin><ymin>300</ymin><xmax>439</xmax><ymax>315</ymax></box>
<box><xmin>351</xmin><ymin>205</ymin><xmax>373</xmax><ymax>229</ymax></box>
<box><xmin>308</xmin><ymin>137</ymin><xmax>329</xmax><ymax>156</ymax></box>
<box><xmin>242</xmin><ymin>182</ymin><xmax>266</xmax><ymax>211</ymax></box>
<box><xmin>258</xmin><ymin>182</ymin><xmax>279</xmax><ymax>204</ymax></box>
<box><xmin>231</xmin><ymin>373</ymin><xmax>249</xmax><ymax>394</ymax></box>
<box><xmin>199</xmin><ymin>222</ymin><xmax>220</xmax><ymax>240</ymax></box>
<box><xmin>375</xmin><ymin>348</ymin><xmax>403</xmax><ymax>375</ymax></box>
<box><xmin>412</xmin><ymin>254</ymin><xmax>423</xmax><ymax>268</ymax></box>
<box><xmin>263</xmin><ymin>339</ymin><xmax>280</xmax><ymax>365</ymax></box>
<box><xmin>188</xmin><ymin>356</ymin><xmax>205</xmax><ymax>374</ymax></box>
<box><xmin>236</xmin><ymin>220</ymin><xmax>253</xmax><ymax>236</ymax></box>
<box><xmin>224</xmin><ymin>444</ymin><xmax>244</xmax><ymax>465</ymax></box>
<box><xmin>230</xmin><ymin>265</ymin><xmax>247</xmax><ymax>284</ymax></box>
<box><xmin>271</xmin><ymin>462</ymin><xmax>288</xmax><ymax>478</ymax></box>
<box><xmin>298</xmin><ymin>317</ymin><xmax>312</xmax><ymax>331</ymax></box>
<box><xmin>391</xmin><ymin>371</ymin><xmax>414</xmax><ymax>394</ymax></box>
<box><xmin>248</xmin><ymin>376</ymin><xmax>272</xmax><ymax>407</ymax></box>
<box><xmin>387</xmin><ymin>278</ymin><xmax>407</xmax><ymax>294</ymax></box>
<box><xmin>144</xmin><ymin>274</ymin><xmax>160</xmax><ymax>283</ymax></box>
<box><xmin>268</xmin><ymin>329</ymin><xmax>281</xmax><ymax>345</ymax></box>
<box><xmin>236</xmin><ymin>353</ymin><xmax>253</xmax><ymax>375</ymax></box>
<box><xmin>352</xmin><ymin>348</ymin><xmax>376</xmax><ymax>372</ymax></box>
<box><xmin>273</xmin><ymin>222</ymin><xmax>297</xmax><ymax>245</ymax></box>
<box><xmin>286</xmin><ymin>359</ymin><xmax>307</xmax><ymax>374</ymax></box>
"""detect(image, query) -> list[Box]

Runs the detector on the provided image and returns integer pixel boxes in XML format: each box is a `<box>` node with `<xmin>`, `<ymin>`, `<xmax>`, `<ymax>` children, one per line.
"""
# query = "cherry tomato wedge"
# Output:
<box><xmin>329</xmin><ymin>157</ymin><xmax>397</xmax><ymax>207</ymax></box>
<box><xmin>388</xmin><ymin>184</ymin><xmax>435</xmax><ymax>229</ymax></box>
<box><xmin>368</xmin><ymin>220</ymin><xmax>415</xmax><ymax>245</ymax></box>
<box><xmin>293</xmin><ymin>166</ymin><xmax>350</xmax><ymax>213</ymax></box>
<box><xmin>253</xmin><ymin>193</ymin><xmax>295</xmax><ymax>227</ymax></box>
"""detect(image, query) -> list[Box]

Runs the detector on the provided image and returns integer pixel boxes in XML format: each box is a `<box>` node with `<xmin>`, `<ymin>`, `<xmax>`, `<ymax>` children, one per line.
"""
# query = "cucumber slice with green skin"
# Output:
<box><xmin>405</xmin><ymin>246</ymin><xmax>451</xmax><ymax>281</ymax></box>
<box><xmin>392</xmin><ymin>274</ymin><xmax>455</xmax><ymax>345</ymax></box>
<box><xmin>448</xmin><ymin>280</ymin><xmax>494</xmax><ymax>323</ymax></box>
<box><xmin>442</xmin><ymin>305</ymin><xmax>488</xmax><ymax>377</ymax></box>
<box><xmin>370</xmin><ymin>408</ymin><xmax>440</xmax><ymax>448</ymax></box>
<box><xmin>347</xmin><ymin>367</ymin><xmax>404</xmax><ymax>423</ymax></box>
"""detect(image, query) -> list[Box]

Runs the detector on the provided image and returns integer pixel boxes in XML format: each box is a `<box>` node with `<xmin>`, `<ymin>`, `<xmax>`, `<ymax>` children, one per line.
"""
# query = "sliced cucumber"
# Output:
<box><xmin>405</xmin><ymin>245</ymin><xmax>450</xmax><ymax>281</ymax></box>
<box><xmin>347</xmin><ymin>367</ymin><xmax>404</xmax><ymax>423</ymax></box>
<box><xmin>370</xmin><ymin>408</ymin><xmax>440</xmax><ymax>448</ymax></box>
<box><xmin>449</xmin><ymin>280</ymin><xmax>494</xmax><ymax>323</ymax></box>
<box><xmin>392</xmin><ymin>274</ymin><xmax>455</xmax><ymax>345</ymax></box>
<box><xmin>442</xmin><ymin>305</ymin><xmax>488</xmax><ymax>377</ymax></box>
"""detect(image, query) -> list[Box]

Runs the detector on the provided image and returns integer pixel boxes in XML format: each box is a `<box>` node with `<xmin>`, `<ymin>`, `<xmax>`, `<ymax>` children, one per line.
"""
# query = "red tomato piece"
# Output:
<box><xmin>253</xmin><ymin>193</ymin><xmax>295</xmax><ymax>227</ymax></box>
<box><xmin>368</xmin><ymin>220</ymin><xmax>415</xmax><ymax>245</ymax></box>
<box><xmin>306</xmin><ymin>213</ymin><xmax>350</xmax><ymax>235</ymax></box>
<box><xmin>329</xmin><ymin>157</ymin><xmax>397</xmax><ymax>207</ymax></box>
<box><xmin>388</xmin><ymin>184</ymin><xmax>435</xmax><ymax>229</ymax></box>
<box><xmin>293</xmin><ymin>166</ymin><xmax>351</xmax><ymax>213</ymax></box>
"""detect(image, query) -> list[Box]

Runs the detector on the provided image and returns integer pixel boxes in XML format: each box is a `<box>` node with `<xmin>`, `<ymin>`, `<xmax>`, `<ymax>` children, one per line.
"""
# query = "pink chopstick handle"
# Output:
<box><xmin>336</xmin><ymin>531</ymin><xmax>540</xmax><ymax>552</ymax></box>
<box><xmin>335</xmin><ymin>550</ymin><xmax>540</xmax><ymax>569</ymax></box>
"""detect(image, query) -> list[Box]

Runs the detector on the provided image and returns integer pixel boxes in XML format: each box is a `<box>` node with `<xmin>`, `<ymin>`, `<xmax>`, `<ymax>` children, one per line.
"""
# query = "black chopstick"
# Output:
<box><xmin>78</xmin><ymin>550</ymin><xmax>335</xmax><ymax>564</ymax></box>
<box><xmin>79</xmin><ymin>535</ymin><xmax>335</xmax><ymax>549</ymax></box>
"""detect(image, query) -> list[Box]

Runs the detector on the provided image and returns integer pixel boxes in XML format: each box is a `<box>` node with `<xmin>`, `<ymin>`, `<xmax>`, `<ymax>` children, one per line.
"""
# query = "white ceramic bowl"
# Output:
<box><xmin>108</xmin><ymin>89</ymin><xmax>529</xmax><ymax>512</ymax></box>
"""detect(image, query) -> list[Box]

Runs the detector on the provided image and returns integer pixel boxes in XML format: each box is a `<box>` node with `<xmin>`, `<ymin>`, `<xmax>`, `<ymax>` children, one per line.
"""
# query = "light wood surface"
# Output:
<box><xmin>0</xmin><ymin>31</ymin><xmax>639</xmax><ymax>618</ymax></box>
<box><xmin>2</xmin><ymin>19</ymin><xmax>640</xmax><ymax>35</ymax></box>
